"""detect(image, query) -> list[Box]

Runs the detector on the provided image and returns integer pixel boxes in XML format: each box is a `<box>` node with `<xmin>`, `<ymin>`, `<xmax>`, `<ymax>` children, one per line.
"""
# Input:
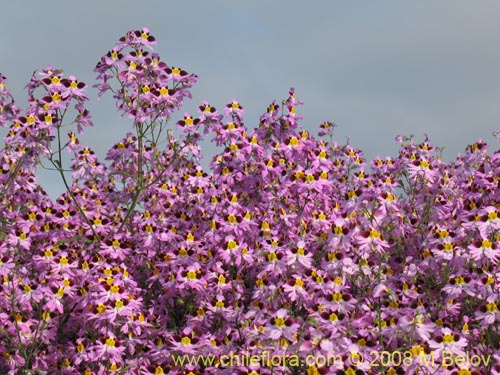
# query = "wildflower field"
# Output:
<box><xmin>1</xmin><ymin>29</ymin><xmax>499</xmax><ymax>375</ymax></box>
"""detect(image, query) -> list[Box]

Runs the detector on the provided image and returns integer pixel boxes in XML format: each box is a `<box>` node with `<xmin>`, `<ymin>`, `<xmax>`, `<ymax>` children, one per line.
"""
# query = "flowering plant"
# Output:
<box><xmin>1</xmin><ymin>28</ymin><xmax>500</xmax><ymax>375</ymax></box>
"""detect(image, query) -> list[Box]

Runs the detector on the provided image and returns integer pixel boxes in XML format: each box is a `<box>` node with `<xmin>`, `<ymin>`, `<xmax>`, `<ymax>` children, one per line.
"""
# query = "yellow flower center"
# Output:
<box><xmin>227</xmin><ymin>240</ymin><xmax>238</xmax><ymax>250</ymax></box>
<box><xmin>420</xmin><ymin>159</ymin><xmax>430</xmax><ymax>168</ymax></box>
<box><xmin>332</xmin><ymin>292</ymin><xmax>343</xmax><ymax>302</ymax></box>
<box><xmin>77</xmin><ymin>342</ymin><xmax>85</xmax><ymax>352</ymax></box>
<box><xmin>294</xmin><ymin>278</ymin><xmax>304</xmax><ymax>288</ymax></box>
<box><xmin>274</xmin><ymin>317</ymin><xmax>286</xmax><ymax>327</ymax></box>
<box><xmin>411</xmin><ymin>345</ymin><xmax>424</xmax><ymax>356</ymax></box>
<box><xmin>334</xmin><ymin>225</ymin><xmax>344</xmax><ymax>235</ymax></box>
<box><xmin>442</xmin><ymin>333</ymin><xmax>455</xmax><ymax>343</ymax></box>
<box><xmin>482</xmin><ymin>239</ymin><xmax>493</xmax><ymax>249</ymax></box>
<box><xmin>289</xmin><ymin>137</ymin><xmax>299</xmax><ymax>146</ymax></box>
<box><xmin>56</xmin><ymin>287</ymin><xmax>65</xmax><ymax>298</ymax></box>
<box><xmin>443</xmin><ymin>242</ymin><xmax>454</xmax><ymax>251</ymax></box>
<box><xmin>267</xmin><ymin>252</ymin><xmax>277</xmax><ymax>261</ymax></box>
<box><xmin>105</xmin><ymin>337</ymin><xmax>116</xmax><ymax>347</ymax></box>
<box><xmin>488</xmin><ymin>211</ymin><xmax>498</xmax><ymax>221</ymax></box>
<box><xmin>305</xmin><ymin>174</ymin><xmax>315</xmax><ymax>183</ymax></box>
<box><xmin>486</xmin><ymin>302</ymin><xmax>498</xmax><ymax>312</ymax></box>
<box><xmin>369</xmin><ymin>229</ymin><xmax>381</xmax><ymax>239</ymax></box>
<box><xmin>110</xmin><ymin>285</ymin><xmax>120</xmax><ymax>294</ymax></box>
<box><xmin>346</xmin><ymin>366</ymin><xmax>357</xmax><ymax>375</ymax></box>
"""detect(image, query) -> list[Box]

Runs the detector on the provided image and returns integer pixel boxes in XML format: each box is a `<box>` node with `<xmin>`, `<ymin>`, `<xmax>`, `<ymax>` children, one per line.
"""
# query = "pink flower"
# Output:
<box><xmin>94</xmin><ymin>334</ymin><xmax>126</xmax><ymax>364</ymax></box>
<box><xmin>286</xmin><ymin>240</ymin><xmax>313</xmax><ymax>268</ymax></box>
<box><xmin>476</xmin><ymin>298</ymin><xmax>500</xmax><ymax>327</ymax></box>
<box><xmin>428</xmin><ymin>327</ymin><xmax>468</xmax><ymax>357</ymax></box>
<box><xmin>266</xmin><ymin>309</ymin><xmax>300</xmax><ymax>340</ymax></box>
<box><xmin>469</xmin><ymin>238</ymin><xmax>500</xmax><ymax>264</ymax></box>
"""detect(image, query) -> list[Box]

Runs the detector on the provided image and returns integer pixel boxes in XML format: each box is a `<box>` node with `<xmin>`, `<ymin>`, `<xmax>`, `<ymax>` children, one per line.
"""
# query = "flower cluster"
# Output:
<box><xmin>94</xmin><ymin>27</ymin><xmax>198</xmax><ymax>125</ymax></box>
<box><xmin>1</xmin><ymin>28</ymin><xmax>500</xmax><ymax>375</ymax></box>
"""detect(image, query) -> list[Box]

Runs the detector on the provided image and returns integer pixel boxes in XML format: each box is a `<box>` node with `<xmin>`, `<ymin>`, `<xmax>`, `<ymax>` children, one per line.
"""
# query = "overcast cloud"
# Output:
<box><xmin>1</xmin><ymin>1</ymin><xmax>499</xmax><ymax>197</ymax></box>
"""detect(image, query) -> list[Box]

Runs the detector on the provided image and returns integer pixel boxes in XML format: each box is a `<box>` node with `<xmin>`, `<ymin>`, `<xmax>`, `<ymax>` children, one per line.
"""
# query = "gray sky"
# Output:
<box><xmin>1</xmin><ymin>1</ymin><xmax>500</xmax><ymax>197</ymax></box>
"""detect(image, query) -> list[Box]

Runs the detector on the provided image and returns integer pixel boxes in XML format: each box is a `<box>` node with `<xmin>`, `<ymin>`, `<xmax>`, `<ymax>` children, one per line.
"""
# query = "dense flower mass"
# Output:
<box><xmin>1</xmin><ymin>28</ymin><xmax>500</xmax><ymax>375</ymax></box>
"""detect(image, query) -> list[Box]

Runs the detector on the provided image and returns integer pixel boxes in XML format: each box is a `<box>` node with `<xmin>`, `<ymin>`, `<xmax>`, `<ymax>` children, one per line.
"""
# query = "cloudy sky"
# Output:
<box><xmin>1</xmin><ymin>1</ymin><xmax>499</xmax><ymax>197</ymax></box>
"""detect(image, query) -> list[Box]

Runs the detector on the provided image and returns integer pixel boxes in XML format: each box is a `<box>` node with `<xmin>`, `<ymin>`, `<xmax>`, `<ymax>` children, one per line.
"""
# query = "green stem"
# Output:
<box><xmin>51</xmin><ymin>123</ymin><xmax>101</xmax><ymax>241</ymax></box>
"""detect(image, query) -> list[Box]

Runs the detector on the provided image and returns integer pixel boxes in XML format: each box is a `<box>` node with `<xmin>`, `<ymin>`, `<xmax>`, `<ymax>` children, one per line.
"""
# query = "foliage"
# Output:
<box><xmin>1</xmin><ymin>28</ymin><xmax>500</xmax><ymax>375</ymax></box>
